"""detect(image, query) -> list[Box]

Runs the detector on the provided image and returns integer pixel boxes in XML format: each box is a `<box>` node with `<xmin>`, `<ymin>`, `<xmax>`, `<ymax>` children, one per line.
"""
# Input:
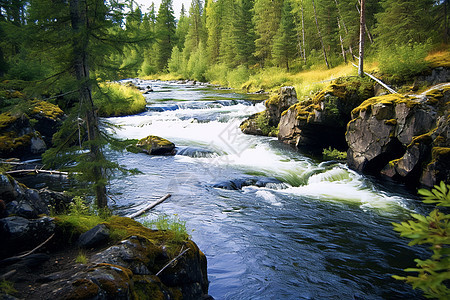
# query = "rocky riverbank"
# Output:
<box><xmin>0</xmin><ymin>175</ymin><xmax>212</xmax><ymax>299</ymax></box>
<box><xmin>240</xmin><ymin>70</ymin><xmax>450</xmax><ymax>188</ymax></box>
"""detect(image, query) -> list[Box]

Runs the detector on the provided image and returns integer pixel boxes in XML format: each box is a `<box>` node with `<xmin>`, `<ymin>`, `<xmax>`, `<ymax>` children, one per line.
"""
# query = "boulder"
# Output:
<box><xmin>78</xmin><ymin>224</ymin><xmax>110</xmax><ymax>249</ymax></box>
<box><xmin>0</xmin><ymin>100</ymin><xmax>63</xmax><ymax>159</ymax></box>
<box><xmin>346</xmin><ymin>84</ymin><xmax>450</xmax><ymax>187</ymax></box>
<box><xmin>136</xmin><ymin>135</ymin><xmax>175</xmax><ymax>155</ymax></box>
<box><xmin>240</xmin><ymin>86</ymin><xmax>298</xmax><ymax>137</ymax></box>
<box><xmin>0</xmin><ymin>216</ymin><xmax>55</xmax><ymax>259</ymax></box>
<box><xmin>278</xmin><ymin>77</ymin><xmax>374</xmax><ymax>152</ymax></box>
<box><xmin>0</xmin><ymin>175</ymin><xmax>50</xmax><ymax>218</ymax></box>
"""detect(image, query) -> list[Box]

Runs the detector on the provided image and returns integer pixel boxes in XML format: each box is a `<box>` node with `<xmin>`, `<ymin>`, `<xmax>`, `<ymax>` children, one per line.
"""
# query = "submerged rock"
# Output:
<box><xmin>346</xmin><ymin>84</ymin><xmax>450</xmax><ymax>187</ymax></box>
<box><xmin>135</xmin><ymin>135</ymin><xmax>175</xmax><ymax>155</ymax></box>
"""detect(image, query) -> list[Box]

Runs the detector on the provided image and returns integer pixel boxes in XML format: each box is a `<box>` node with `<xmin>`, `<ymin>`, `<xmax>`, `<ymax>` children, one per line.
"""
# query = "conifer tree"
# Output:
<box><xmin>205</xmin><ymin>0</ymin><xmax>223</xmax><ymax>64</ymax></box>
<box><xmin>155</xmin><ymin>0</ymin><xmax>176</xmax><ymax>71</ymax></box>
<box><xmin>185</xmin><ymin>0</ymin><xmax>205</xmax><ymax>54</ymax></box>
<box><xmin>176</xmin><ymin>4</ymin><xmax>190</xmax><ymax>50</ymax></box>
<box><xmin>253</xmin><ymin>0</ymin><xmax>282</xmax><ymax>66</ymax></box>
<box><xmin>234</xmin><ymin>0</ymin><xmax>255</xmax><ymax>66</ymax></box>
<box><xmin>272</xmin><ymin>0</ymin><xmax>297</xmax><ymax>71</ymax></box>
<box><xmin>375</xmin><ymin>0</ymin><xmax>436</xmax><ymax>46</ymax></box>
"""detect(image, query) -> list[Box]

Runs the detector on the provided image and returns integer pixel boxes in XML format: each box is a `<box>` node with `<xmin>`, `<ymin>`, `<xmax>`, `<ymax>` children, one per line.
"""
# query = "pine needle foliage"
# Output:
<box><xmin>392</xmin><ymin>182</ymin><xmax>450</xmax><ymax>299</ymax></box>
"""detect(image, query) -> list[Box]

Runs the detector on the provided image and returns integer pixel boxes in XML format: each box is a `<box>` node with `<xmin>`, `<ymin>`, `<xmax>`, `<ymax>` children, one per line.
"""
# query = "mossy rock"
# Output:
<box><xmin>351</xmin><ymin>94</ymin><xmax>418</xmax><ymax>117</ymax></box>
<box><xmin>136</xmin><ymin>135</ymin><xmax>175</xmax><ymax>155</ymax></box>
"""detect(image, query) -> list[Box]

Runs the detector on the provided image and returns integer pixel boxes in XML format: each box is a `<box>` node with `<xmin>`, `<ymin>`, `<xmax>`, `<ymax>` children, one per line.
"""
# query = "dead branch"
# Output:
<box><xmin>156</xmin><ymin>246</ymin><xmax>190</xmax><ymax>277</ymax></box>
<box><xmin>128</xmin><ymin>194</ymin><xmax>171</xmax><ymax>219</ymax></box>
<box><xmin>351</xmin><ymin>62</ymin><xmax>397</xmax><ymax>94</ymax></box>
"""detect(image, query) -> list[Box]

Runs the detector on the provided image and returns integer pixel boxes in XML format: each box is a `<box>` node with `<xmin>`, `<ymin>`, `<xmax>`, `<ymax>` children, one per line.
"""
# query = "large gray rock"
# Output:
<box><xmin>278</xmin><ymin>78</ymin><xmax>374</xmax><ymax>152</ymax></box>
<box><xmin>78</xmin><ymin>224</ymin><xmax>110</xmax><ymax>249</ymax></box>
<box><xmin>0</xmin><ymin>216</ymin><xmax>55</xmax><ymax>259</ymax></box>
<box><xmin>346</xmin><ymin>85</ymin><xmax>450</xmax><ymax>187</ymax></box>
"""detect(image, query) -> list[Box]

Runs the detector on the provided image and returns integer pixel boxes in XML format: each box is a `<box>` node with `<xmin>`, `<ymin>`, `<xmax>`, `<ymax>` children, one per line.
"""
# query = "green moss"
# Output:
<box><xmin>432</xmin><ymin>147</ymin><xmax>450</xmax><ymax>158</ymax></box>
<box><xmin>0</xmin><ymin>132</ymin><xmax>34</xmax><ymax>153</ymax></box>
<box><xmin>69</xmin><ymin>279</ymin><xmax>100</xmax><ymax>300</ymax></box>
<box><xmin>136</xmin><ymin>135</ymin><xmax>174</xmax><ymax>153</ymax></box>
<box><xmin>265</xmin><ymin>94</ymin><xmax>280</xmax><ymax>107</ymax></box>
<box><xmin>385</xmin><ymin>119</ymin><xmax>397</xmax><ymax>126</ymax></box>
<box><xmin>133</xmin><ymin>275</ymin><xmax>167</xmax><ymax>300</ymax></box>
<box><xmin>0</xmin><ymin>113</ymin><xmax>17</xmax><ymax>130</ymax></box>
<box><xmin>351</xmin><ymin>94</ymin><xmax>417</xmax><ymax>116</ymax></box>
<box><xmin>29</xmin><ymin>100</ymin><xmax>64</xmax><ymax>120</ymax></box>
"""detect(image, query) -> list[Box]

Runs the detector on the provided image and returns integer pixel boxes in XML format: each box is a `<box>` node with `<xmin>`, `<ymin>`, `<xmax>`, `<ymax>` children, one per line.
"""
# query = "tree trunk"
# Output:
<box><xmin>337</xmin><ymin>18</ymin><xmax>347</xmax><ymax>64</ymax></box>
<box><xmin>69</xmin><ymin>0</ymin><xmax>108</xmax><ymax>208</ymax></box>
<box><xmin>334</xmin><ymin>0</ymin><xmax>354</xmax><ymax>60</ymax></box>
<box><xmin>312</xmin><ymin>0</ymin><xmax>330</xmax><ymax>68</ymax></box>
<box><xmin>358</xmin><ymin>0</ymin><xmax>365</xmax><ymax>77</ymax></box>
<box><xmin>301</xmin><ymin>0</ymin><xmax>306</xmax><ymax>63</ymax></box>
<box><xmin>356</xmin><ymin>0</ymin><xmax>372</xmax><ymax>44</ymax></box>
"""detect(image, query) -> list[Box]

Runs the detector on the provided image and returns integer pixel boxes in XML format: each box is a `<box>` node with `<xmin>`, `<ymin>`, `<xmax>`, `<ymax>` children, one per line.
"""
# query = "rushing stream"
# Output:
<box><xmin>106</xmin><ymin>80</ymin><xmax>427</xmax><ymax>299</ymax></box>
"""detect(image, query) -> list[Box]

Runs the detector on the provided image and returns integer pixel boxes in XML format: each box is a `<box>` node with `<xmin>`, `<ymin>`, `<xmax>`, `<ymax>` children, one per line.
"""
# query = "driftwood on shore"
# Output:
<box><xmin>5</xmin><ymin>169</ymin><xmax>69</xmax><ymax>176</ymax></box>
<box><xmin>128</xmin><ymin>193</ymin><xmax>172</xmax><ymax>219</ymax></box>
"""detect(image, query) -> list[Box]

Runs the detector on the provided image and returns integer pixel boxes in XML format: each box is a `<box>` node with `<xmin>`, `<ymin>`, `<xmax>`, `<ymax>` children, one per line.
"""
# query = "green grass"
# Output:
<box><xmin>0</xmin><ymin>280</ymin><xmax>16</xmax><ymax>295</ymax></box>
<box><xmin>93</xmin><ymin>82</ymin><xmax>146</xmax><ymax>117</ymax></box>
<box><xmin>75</xmin><ymin>251</ymin><xmax>88</xmax><ymax>264</ymax></box>
<box><xmin>143</xmin><ymin>214</ymin><xmax>190</xmax><ymax>243</ymax></box>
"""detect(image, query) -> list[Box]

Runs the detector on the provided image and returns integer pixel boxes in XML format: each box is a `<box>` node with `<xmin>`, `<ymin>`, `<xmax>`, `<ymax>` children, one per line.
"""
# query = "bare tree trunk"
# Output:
<box><xmin>337</xmin><ymin>18</ymin><xmax>347</xmax><ymax>63</ymax></box>
<box><xmin>358</xmin><ymin>0</ymin><xmax>365</xmax><ymax>77</ymax></box>
<box><xmin>312</xmin><ymin>0</ymin><xmax>330</xmax><ymax>68</ymax></box>
<box><xmin>301</xmin><ymin>0</ymin><xmax>306</xmax><ymax>63</ymax></box>
<box><xmin>356</xmin><ymin>0</ymin><xmax>373</xmax><ymax>44</ymax></box>
<box><xmin>69</xmin><ymin>0</ymin><xmax>108</xmax><ymax>209</ymax></box>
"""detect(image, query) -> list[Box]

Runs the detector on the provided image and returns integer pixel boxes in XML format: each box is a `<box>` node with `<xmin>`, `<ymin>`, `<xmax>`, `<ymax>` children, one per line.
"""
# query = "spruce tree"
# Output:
<box><xmin>253</xmin><ymin>0</ymin><xmax>282</xmax><ymax>66</ymax></box>
<box><xmin>205</xmin><ymin>0</ymin><xmax>223</xmax><ymax>64</ymax></box>
<box><xmin>375</xmin><ymin>0</ymin><xmax>436</xmax><ymax>46</ymax></box>
<box><xmin>234</xmin><ymin>0</ymin><xmax>256</xmax><ymax>66</ymax></box>
<box><xmin>176</xmin><ymin>4</ymin><xmax>190</xmax><ymax>50</ymax></box>
<box><xmin>155</xmin><ymin>0</ymin><xmax>176</xmax><ymax>71</ymax></box>
<box><xmin>272</xmin><ymin>0</ymin><xmax>297</xmax><ymax>71</ymax></box>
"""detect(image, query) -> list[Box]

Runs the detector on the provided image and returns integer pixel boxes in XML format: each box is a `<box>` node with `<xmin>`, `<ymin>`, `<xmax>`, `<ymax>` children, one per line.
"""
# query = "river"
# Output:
<box><xmin>106</xmin><ymin>80</ymin><xmax>426</xmax><ymax>299</ymax></box>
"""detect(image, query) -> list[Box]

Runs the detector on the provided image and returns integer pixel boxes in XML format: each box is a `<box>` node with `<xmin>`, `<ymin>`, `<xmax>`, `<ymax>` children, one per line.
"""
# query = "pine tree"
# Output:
<box><xmin>155</xmin><ymin>0</ymin><xmax>176</xmax><ymax>71</ymax></box>
<box><xmin>272</xmin><ymin>0</ymin><xmax>297</xmax><ymax>71</ymax></box>
<box><xmin>176</xmin><ymin>4</ymin><xmax>190</xmax><ymax>50</ymax></box>
<box><xmin>375</xmin><ymin>0</ymin><xmax>436</xmax><ymax>46</ymax></box>
<box><xmin>234</xmin><ymin>0</ymin><xmax>255</xmax><ymax>66</ymax></box>
<box><xmin>253</xmin><ymin>0</ymin><xmax>282</xmax><ymax>66</ymax></box>
<box><xmin>185</xmin><ymin>0</ymin><xmax>205</xmax><ymax>54</ymax></box>
<box><xmin>205</xmin><ymin>0</ymin><xmax>223</xmax><ymax>64</ymax></box>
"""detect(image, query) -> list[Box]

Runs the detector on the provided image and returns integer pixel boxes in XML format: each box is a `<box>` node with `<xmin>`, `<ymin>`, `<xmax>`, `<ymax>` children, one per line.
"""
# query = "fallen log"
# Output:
<box><xmin>5</xmin><ymin>169</ymin><xmax>69</xmax><ymax>176</ymax></box>
<box><xmin>351</xmin><ymin>62</ymin><xmax>397</xmax><ymax>94</ymax></box>
<box><xmin>128</xmin><ymin>193</ymin><xmax>172</xmax><ymax>219</ymax></box>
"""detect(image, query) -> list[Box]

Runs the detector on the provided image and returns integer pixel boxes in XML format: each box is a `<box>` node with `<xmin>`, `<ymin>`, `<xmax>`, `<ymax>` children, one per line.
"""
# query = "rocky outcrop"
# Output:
<box><xmin>0</xmin><ymin>99</ymin><xmax>64</xmax><ymax>159</ymax></box>
<box><xmin>0</xmin><ymin>176</ymin><xmax>211</xmax><ymax>300</ymax></box>
<box><xmin>346</xmin><ymin>84</ymin><xmax>450</xmax><ymax>187</ymax></box>
<box><xmin>132</xmin><ymin>135</ymin><xmax>176</xmax><ymax>155</ymax></box>
<box><xmin>278</xmin><ymin>77</ymin><xmax>374</xmax><ymax>152</ymax></box>
<box><xmin>240</xmin><ymin>86</ymin><xmax>298</xmax><ymax>136</ymax></box>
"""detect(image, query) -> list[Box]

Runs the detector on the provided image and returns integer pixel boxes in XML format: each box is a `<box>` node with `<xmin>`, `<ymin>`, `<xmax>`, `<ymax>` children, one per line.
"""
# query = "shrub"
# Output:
<box><xmin>378</xmin><ymin>43</ymin><xmax>431</xmax><ymax>80</ymax></box>
<box><xmin>93</xmin><ymin>82</ymin><xmax>146</xmax><ymax>117</ymax></box>
<box><xmin>75</xmin><ymin>251</ymin><xmax>88</xmax><ymax>264</ymax></box>
<box><xmin>392</xmin><ymin>182</ymin><xmax>450</xmax><ymax>299</ymax></box>
<box><xmin>322</xmin><ymin>147</ymin><xmax>347</xmax><ymax>160</ymax></box>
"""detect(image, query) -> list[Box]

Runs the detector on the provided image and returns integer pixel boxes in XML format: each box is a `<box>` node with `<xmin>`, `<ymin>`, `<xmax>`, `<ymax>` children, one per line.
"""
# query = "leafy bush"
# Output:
<box><xmin>93</xmin><ymin>82</ymin><xmax>146</xmax><ymax>117</ymax></box>
<box><xmin>378</xmin><ymin>43</ymin><xmax>431</xmax><ymax>80</ymax></box>
<box><xmin>392</xmin><ymin>182</ymin><xmax>450</xmax><ymax>299</ymax></box>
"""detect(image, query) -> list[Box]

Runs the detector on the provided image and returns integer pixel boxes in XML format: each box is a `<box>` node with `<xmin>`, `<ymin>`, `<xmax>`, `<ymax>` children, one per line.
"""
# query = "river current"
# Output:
<box><xmin>106</xmin><ymin>80</ymin><xmax>426</xmax><ymax>299</ymax></box>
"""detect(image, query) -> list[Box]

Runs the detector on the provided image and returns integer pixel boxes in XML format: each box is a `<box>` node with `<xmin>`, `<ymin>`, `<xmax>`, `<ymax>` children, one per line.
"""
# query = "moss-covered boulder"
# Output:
<box><xmin>30</xmin><ymin>216</ymin><xmax>211</xmax><ymax>300</ymax></box>
<box><xmin>136</xmin><ymin>135</ymin><xmax>175</xmax><ymax>155</ymax></box>
<box><xmin>0</xmin><ymin>99</ymin><xmax>64</xmax><ymax>158</ymax></box>
<box><xmin>240</xmin><ymin>86</ymin><xmax>297</xmax><ymax>137</ymax></box>
<box><xmin>346</xmin><ymin>84</ymin><xmax>450</xmax><ymax>187</ymax></box>
<box><xmin>278</xmin><ymin>77</ymin><xmax>374</xmax><ymax>152</ymax></box>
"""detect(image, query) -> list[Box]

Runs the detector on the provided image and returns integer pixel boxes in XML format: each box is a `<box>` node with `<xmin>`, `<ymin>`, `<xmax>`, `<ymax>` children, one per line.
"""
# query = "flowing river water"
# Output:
<box><xmin>106</xmin><ymin>80</ymin><xmax>427</xmax><ymax>299</ymax></box>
